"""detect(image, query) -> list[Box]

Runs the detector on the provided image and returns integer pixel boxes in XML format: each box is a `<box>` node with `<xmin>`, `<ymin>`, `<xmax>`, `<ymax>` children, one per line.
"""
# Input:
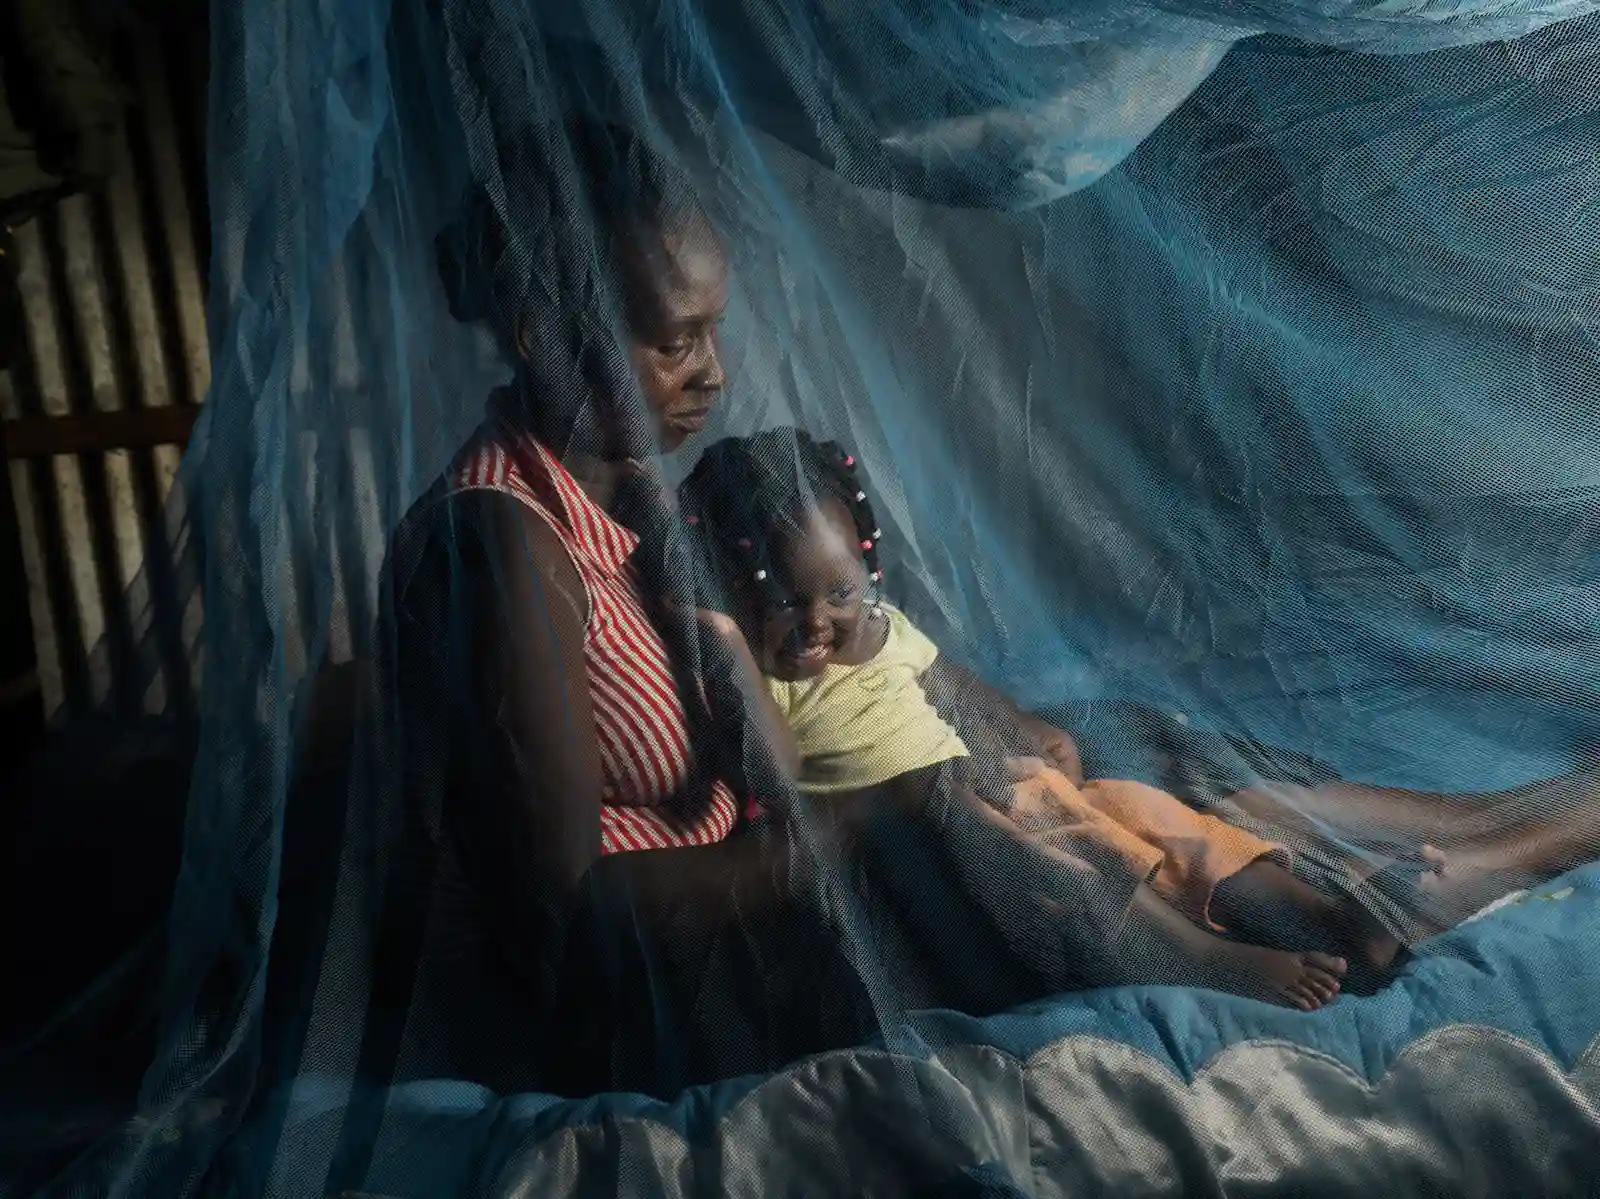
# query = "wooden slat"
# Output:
<box><xmin>1</xmin><ymin>404</ymin><xmax>198</xmax><ymax>459</ymax></box>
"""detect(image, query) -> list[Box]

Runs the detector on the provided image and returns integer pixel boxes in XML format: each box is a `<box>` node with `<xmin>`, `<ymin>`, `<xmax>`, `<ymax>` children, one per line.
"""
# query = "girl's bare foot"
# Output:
<box><xmin>1118</xmin><ymin>882</ymin><xmax>1347</xmax><ymax>1010</ymax></box>
<box><xmin>1209</xmin><ymin>942</ymin><xmax>1347</xmax><ymax>1012</ymax></box>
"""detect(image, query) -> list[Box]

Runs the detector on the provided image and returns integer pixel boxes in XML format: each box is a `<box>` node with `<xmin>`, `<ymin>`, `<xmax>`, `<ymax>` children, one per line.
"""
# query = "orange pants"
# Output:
<box><xmin>1007</xmin><ymin>764</ymin><xmax>1289</xmax><ymax>930</ymax></box>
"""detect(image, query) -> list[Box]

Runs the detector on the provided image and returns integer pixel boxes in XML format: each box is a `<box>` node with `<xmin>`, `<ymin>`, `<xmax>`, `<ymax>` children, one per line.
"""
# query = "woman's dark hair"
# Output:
<box><xmin>678</xmin><ymin>427</ymin><xmax>885</xmax><ymax>612</ymax></box>
<box><xmin>434</xmin><ymin>117</ymin><xmax>704</xmax><ymax>458</ymax></box>
<box><xmin>434</xmin><ymin>180</ymin><xmax>506</xmax><ymax>326</ymax></box>
<box><xmin>435</xmin><ymin>118</ymin><xmax>702</xmax><ymax>328</ymax></box>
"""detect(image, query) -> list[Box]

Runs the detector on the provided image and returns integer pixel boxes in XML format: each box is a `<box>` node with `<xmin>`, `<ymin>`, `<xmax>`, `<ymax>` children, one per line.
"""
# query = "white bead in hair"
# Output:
<box><xmin>754</xmin><ymin>569</ymin><xmax>768</xmax><ymax>582</ymax></box>
<box><xmin>855</xmin><ymin>491</ymin><xmax>866</xmax><ymax>502</ymax></box>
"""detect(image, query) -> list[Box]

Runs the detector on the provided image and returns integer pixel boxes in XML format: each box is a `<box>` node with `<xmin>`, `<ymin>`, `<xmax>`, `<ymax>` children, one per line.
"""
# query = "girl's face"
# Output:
<box><xmin>756</xmin><ymin>497</ymin><xmax>875</xmax><ymax>681</ymax></box>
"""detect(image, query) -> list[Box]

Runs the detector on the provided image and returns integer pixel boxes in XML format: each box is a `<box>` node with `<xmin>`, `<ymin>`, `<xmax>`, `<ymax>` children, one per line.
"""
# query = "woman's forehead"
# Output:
<box><xmin>663</xmin><ymin>221</ymin><xmax>728</xmax><ymax>295</ymax></box>
<box><xmin>626</xmin><ymin>218</ymin><xmax>728</xmax><ymax>321</ymax></box>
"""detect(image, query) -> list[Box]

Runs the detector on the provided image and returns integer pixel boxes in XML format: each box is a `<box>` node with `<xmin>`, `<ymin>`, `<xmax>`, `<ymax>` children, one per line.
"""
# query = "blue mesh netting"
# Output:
<box><xmin>12</xmin><ymin>1</ymin><xmax>1600</xmax><ymax>1194</ymax></box>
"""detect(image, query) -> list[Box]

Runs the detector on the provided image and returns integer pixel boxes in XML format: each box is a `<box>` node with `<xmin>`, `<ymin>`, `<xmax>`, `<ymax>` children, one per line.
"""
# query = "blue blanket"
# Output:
<box><xmin>269</xmin><ymin>863</ymin><xmax>1600</xmax><ymax>1196</ymax></box>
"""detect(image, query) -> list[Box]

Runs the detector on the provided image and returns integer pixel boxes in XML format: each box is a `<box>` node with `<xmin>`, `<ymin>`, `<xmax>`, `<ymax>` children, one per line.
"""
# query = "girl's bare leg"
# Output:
<box><xmin>958</xmin><ymin>787</ymin><xmax>1346</xmax><ymax>1010</ymax></box>
<box><xmin>1115</xmin><ymin>883</ymin><xmax>1347</xmax><ymax>1012</ymax></box>
<box><xmin>1212</xmin><ymin>859</ymin><xmax>1405</xmax><ymax>973</ymax></box>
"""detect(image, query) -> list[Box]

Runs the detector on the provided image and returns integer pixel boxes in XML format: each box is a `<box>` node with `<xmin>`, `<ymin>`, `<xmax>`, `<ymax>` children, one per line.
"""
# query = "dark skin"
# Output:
<box><xmin>408</xmin><ymin>190</ymin><xmax>1487</xmax><ymax>1092</ymax></box>
<box><xmin>405</xmin><ymin>213</ymin><xmax>1072</xmax><ymax>1091</ymax></box>
<box><xmin>512</xmin><ymin>213</ymin><xmax>730</xmax><ymax>493</ymax></box>
<box><xmin>1225</xmin><ymin>770</ymin><xmax>1600</xmax><ymax>932</ymax></box>
<box><xmin>395</xmin><ymin>215</ymin><xmax>813</xmax><ymax>1086</ymax></box>
<box><xmin>622</xmin><ymin>215</ymin><xmax>732</xmax><ymax>450</ymax></box>
<box><xmin>478</xmin><ymin>211</ymin><xmax>736</xmax><ymax>836</ymax></box>
<box><xmin>749</xmin><ymin>500</ymin><xmax>1083</xmax><ymax>781</ymax></box>
<box><xmin>750</xmin><ymin>498</ymin><xmax>1356</xmax><ymax>1010</ymax></box>
<box><xmin>405</xmin><ymin>213</ymin><xmax>1148</xmax><ymax>1082</ymax></box>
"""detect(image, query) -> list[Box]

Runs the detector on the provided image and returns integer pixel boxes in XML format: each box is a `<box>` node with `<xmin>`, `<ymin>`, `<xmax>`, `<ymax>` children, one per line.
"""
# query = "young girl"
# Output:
<box><xmin>680</xmin><ymin>427</ymin><xmax>1418</xmax><ymax>1011</ymax></box>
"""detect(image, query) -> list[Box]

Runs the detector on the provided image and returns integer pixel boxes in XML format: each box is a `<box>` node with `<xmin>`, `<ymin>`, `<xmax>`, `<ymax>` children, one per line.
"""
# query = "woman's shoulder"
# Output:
<box><xmin>391</xmin><ymin>483</ymin><xmax>591</xmax><ymax>626</ymax></box>
<box><xmin>396</xmin><ymin>424</ymin><xmax>573</xmax><ymax>547</ymax></box>
<box><xmin>387</xmin><ymin>422</ymin><xmax>618</xmax><ymax>619</ymax></box>
<box><xmin>448</xmin><ymin>422</ymin><xmax>569</xmax><ymax>515</ymax></box>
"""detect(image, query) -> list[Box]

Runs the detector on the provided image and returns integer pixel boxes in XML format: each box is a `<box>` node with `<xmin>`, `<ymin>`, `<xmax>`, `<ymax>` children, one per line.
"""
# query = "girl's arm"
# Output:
<box><xmin>920</xmin><ymin>655</ymin><xmax>1083</xmax><ymax>784</ymax></box>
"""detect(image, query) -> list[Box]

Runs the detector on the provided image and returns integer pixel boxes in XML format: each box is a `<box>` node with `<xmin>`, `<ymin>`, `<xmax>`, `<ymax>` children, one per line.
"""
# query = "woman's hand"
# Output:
<box><xmin>1015</xmin><ymin>715</ymin><xmax>1084</xmax><ymax>785</ymax></box>
<box><xmin>691</xmin><ymin>606</ymin><xmax>744</xmax><ymax>646</ymax></box>
<box><xmin>675</xmin><ymin>601</ymin><xmax>758</xmax><ymax>673</ymax></box>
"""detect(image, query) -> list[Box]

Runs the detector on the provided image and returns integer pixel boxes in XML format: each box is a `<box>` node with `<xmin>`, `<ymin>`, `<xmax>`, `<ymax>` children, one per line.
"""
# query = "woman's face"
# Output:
<box><xmin>756</xmin><ymin>497</ymin><xmax>875</xmax><ymax>681</ymax></box>
<box><xmin>624</xmin><ymin>216</ymin><xmax>730</xmax><ymax>452</ymax></box>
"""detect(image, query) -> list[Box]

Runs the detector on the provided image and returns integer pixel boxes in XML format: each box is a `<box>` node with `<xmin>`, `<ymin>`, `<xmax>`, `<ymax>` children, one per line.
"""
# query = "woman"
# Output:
<box><xmin>376</xmin><ymin>118</ymin><xmax>1322</xmax><ymax>1099</ymax></box>
<box><xmin>377</xmin><ymin>119</ymin><xmax>842</xmax><ymax>1096</ymax></box>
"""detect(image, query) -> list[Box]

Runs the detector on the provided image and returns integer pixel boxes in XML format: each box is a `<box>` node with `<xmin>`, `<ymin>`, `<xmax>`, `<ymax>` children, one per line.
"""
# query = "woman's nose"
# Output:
<box><xmin>803</xmin><ymin>604</ymin><xmax>831</xmax><ymax>634</ymax></box>
<box><xmin>694</xmin><ymin>336</ymin><xmax>726</xmax><ymax>392</ymax></box>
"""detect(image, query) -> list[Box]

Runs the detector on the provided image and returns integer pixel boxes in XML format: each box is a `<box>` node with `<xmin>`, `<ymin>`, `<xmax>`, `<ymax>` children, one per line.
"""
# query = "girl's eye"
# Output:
<box><xmin>830</xmin><ymin>586</ymin><xmax>856</xmax><ymax>604</ymax></box>
<box><xmin>658</xmin><ymin>340</ymin><xmax>691</xmax><ymax>357</ymax></box>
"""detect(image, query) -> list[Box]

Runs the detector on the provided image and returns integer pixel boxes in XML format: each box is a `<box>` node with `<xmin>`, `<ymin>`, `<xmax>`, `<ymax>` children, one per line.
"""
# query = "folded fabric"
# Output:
<box><xmin>1008</xmin><ymin>761</ymin><xmax>1289</xmax><ymax>929</ymax></box>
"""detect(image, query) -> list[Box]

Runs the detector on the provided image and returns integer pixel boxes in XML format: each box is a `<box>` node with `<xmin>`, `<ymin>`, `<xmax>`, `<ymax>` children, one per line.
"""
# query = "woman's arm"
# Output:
<box><xmin>691</xmin><ymin>608</ymin><xmax>801</xmax><ymax>780</ymax></box>
<box><xmin>402</xmin><ymin>494</ymin><xmax>784</xmax><ymax>997</ymax></box>
<box><xmin>426</xmin><ymin>493</ymin><xmax>609</xmax><ymax>979</ymax></box>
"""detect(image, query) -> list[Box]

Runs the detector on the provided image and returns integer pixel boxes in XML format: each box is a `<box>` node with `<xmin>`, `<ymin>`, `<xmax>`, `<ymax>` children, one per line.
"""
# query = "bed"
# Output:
<box><xmin>261</xmin><ymin>864</ymin><xmax>1600</xmax><ymax>1196</ymax></box>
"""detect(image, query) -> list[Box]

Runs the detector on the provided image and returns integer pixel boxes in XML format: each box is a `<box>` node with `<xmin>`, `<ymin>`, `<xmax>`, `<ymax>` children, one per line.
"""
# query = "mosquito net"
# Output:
<box><xmin>32</xmin><ymin>0</ymin><xmax>1600</xmax><ymax>1194</ymax></box>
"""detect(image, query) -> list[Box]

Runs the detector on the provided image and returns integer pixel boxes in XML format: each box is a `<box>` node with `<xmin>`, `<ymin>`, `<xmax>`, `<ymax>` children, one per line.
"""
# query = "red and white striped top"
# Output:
<box><xmin>440</xmin><ymin>418</ymin><xmax>740</xmax><ymax>855</ymax></box>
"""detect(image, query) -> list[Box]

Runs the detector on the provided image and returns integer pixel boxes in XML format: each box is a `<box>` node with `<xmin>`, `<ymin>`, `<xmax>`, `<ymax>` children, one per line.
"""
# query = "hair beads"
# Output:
<box><xmin>833</xmin><ymin>443</ymin><xmax>884</xmax><ymax>586</ymax></box>
<box><xmin>678</xmin><ymin>427</ymin><xmax>887</xmax><ymax>607</ymax></box>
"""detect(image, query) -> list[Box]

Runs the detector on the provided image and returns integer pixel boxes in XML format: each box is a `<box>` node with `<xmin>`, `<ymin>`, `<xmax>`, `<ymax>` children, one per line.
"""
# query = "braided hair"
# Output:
<box><xmin>677</xmin><ymin>427</ymin><xmax>885</xmax><ymax>616</ymax></box>
<box><xmin>680</xmin><ymin>430</ymin><xmax>1015</xmax><ymax>808</ymax></box>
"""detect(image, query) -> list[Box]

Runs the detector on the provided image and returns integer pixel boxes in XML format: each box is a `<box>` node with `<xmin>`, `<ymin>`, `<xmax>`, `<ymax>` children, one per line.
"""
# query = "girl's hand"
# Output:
<box><xmin>1016</xmin><ymin>715</ymin><xmax>1084</xmax><ymax>785</ymax></box>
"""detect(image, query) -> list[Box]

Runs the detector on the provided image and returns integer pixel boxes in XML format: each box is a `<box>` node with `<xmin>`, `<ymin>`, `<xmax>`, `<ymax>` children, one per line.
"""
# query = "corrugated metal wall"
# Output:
<box><xmin>0</xmin><ymin>24</ymin><xmax>209</xmax><ymax>722</ymax></box>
